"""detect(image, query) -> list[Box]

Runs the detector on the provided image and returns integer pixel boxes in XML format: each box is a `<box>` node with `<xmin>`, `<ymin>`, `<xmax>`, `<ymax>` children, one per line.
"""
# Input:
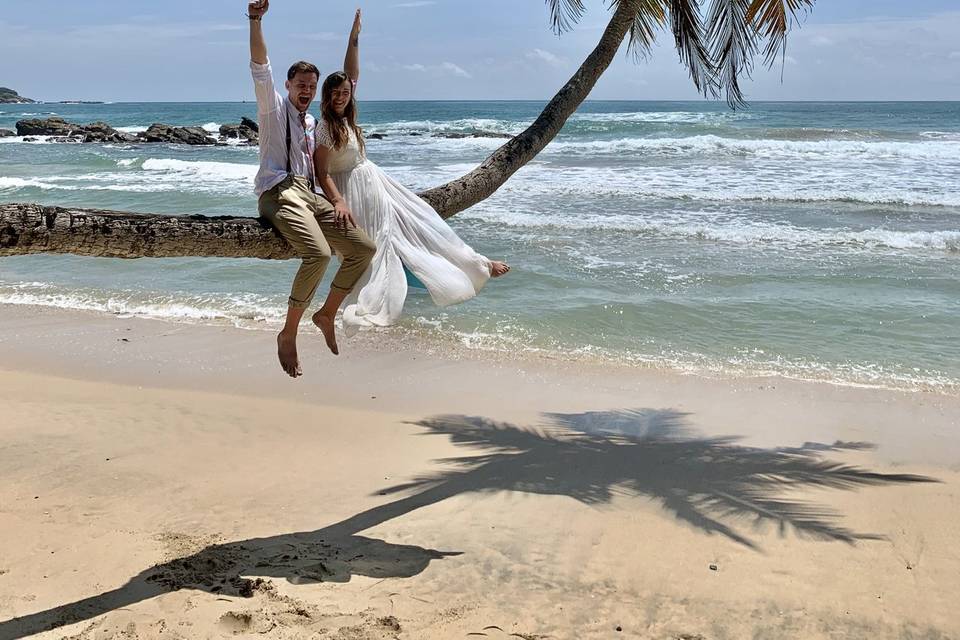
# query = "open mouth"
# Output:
<box><xmin>297</xmin><ymin>96</ymin><xmax>310</xmax><ymax>107</ymax></box>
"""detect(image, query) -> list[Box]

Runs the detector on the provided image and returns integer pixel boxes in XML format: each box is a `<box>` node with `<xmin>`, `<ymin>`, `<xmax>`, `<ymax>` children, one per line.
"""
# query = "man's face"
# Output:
<box><xmin>285</xmin><ymin>72</ymin><xmax>318</xmax><ymax>112</ymax></box>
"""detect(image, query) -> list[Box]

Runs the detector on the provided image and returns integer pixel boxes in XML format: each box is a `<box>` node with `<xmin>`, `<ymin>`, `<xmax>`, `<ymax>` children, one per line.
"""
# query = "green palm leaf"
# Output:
<box><xmin>707</xmin><ymin>0</ymin><xmax>757</xmax><ymax>107</ymax></box>
<box><xmin>746</xmin><ymin>0</ymin><xmax>815</xmax><ymax>66</ymax></box>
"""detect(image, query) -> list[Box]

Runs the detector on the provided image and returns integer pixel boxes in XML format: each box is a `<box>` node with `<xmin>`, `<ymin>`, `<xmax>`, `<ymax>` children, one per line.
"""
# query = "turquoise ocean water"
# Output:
<box><xmin>1</xmin><ymin>100</ymin><xmax>958</xmax><ymax>392</ymax></box>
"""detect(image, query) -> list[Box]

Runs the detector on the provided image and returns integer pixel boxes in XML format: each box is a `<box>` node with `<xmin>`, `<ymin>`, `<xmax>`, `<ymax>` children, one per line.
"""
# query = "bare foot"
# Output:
<box><xmin>490</xmin><ymin>260</ymin><xmax>510</xmax><ymax>278</ymax></box>
<box><xmin>276</xmin><ymin>332</ymin><xmax>302</xmax><ymax>378</ymax></box>
<box><xmin>312</xmin><ymin>311</ymin><xmax>340</xmax><ymax>355</ymax></box>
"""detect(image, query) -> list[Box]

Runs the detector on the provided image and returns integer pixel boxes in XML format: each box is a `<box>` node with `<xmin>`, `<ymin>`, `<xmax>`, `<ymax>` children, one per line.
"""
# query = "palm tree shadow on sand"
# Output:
<box><xmin>0</xmin><ymin>409</ymin><xmax>936</xmax><ymax>639</ymax></box>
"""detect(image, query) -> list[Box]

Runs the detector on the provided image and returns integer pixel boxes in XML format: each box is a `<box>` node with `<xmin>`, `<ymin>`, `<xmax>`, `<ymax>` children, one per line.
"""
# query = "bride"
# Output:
<box><xmin>313</xmin><ymin>9</ymin><xmax>509</xmax><ymax>340</ymax></box>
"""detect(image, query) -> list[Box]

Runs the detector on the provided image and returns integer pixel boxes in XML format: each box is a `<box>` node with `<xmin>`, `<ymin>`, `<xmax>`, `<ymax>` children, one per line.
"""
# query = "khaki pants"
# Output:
<box><xmin>259</xmin><ymin>175</ymin><xmax>376</xmax><ymax>309</ymax></box>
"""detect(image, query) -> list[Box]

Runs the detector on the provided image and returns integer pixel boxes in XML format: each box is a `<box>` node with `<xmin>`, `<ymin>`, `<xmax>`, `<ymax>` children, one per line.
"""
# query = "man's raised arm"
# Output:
<box><xmin>248</xmin><ymin>0</ymin><xmax>269</xmax><ymax>64</ymax></box>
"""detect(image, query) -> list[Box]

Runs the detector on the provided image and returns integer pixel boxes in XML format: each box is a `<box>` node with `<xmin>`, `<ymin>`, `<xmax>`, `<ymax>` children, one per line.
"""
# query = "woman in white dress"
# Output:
<box><xmin>312</xmin><ymin>9</ymin><xmax>509</xmax><ymax>338</ymax></box>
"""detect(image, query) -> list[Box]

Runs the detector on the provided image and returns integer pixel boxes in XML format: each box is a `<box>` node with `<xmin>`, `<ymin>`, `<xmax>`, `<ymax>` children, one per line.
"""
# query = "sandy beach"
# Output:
<box><xmin>0</xmin><ymin>304</ymin><xmax>957</xmax><ymax>639</ymax></box>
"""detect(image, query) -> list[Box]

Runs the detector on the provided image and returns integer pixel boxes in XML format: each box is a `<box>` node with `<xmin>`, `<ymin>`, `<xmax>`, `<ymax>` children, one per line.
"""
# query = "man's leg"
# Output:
<box><xmin>259</xmin><ymin>179</ymin><xmax>334</xmax><ymax>376</ymax></box>
<box><xmin>311</xmin><ymin>197</ymin><xmax>377</xmax><ymax>355</ymax></box>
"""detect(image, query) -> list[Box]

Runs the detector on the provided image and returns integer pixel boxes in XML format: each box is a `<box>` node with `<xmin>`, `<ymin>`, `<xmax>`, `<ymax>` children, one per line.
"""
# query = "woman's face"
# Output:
<box><xmin>330</xmin><ymin>80</ymin><xmax>352</xmax><ymax>115</ymax></box>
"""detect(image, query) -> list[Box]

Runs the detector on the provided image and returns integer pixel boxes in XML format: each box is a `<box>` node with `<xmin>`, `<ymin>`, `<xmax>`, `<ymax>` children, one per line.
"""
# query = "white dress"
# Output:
<box><xmin>315</xmin><ymin>120</ymin><xmax>492</xmax><ymax>333</ymax></box>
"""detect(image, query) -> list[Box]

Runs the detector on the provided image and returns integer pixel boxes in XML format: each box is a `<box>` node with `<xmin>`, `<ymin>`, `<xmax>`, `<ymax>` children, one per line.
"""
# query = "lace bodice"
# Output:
<box><xmin>315</xmin><ymin>120</ymin><xmax>365</xmax><ymax>174</ymax></box>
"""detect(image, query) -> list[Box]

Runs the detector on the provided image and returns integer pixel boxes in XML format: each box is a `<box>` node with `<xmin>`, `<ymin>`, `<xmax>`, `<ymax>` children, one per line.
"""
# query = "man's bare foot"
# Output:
<box><xmin>490</xmin><ymin>260</ymin><xmax>510</xmax><ymax>278</ymax></box>
<box><xmin>312</xmin><ymin>311</ymin><xmax>340</xmax><ymax>355</ymax></box>
<box><xmin>277</xmin><ymin>332</ymin><xmax>302</xmax><ymax>378</ymax></box>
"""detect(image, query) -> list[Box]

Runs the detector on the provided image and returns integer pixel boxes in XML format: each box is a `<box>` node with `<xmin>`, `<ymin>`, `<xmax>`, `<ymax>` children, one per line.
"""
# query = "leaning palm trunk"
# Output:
<box><xmin>0</xmin><ymin>202</ymin><xmax>294</xmax><ymax>259</ymax></box>
<box><xmin>421</xmin><ymin>0</ymin><xmax>642</xmax><ymax>219</ymax></box>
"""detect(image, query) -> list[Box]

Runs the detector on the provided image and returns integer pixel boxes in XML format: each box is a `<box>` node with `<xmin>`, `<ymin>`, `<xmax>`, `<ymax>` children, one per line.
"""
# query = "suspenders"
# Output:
<box><xmin>284</xmin><ymin>106</ymin><xmax>315</xmax><ymax>191</ymax></box>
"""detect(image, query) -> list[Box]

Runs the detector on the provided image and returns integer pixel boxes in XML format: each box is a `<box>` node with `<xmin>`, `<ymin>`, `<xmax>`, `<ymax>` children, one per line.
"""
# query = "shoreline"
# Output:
<box><xmin>2</xmin><ymin>303</ymin><xmax>959</xmax><ymax>463</ymax></box>
<box><xmin>1</xmin><ymin>299</ymin><xmax>957</xmax><ymax>398</ymax></box>
<box><xmin>1</xmin><ymin>303</ymin><xmax>959</xmax><ymax>638</ymax></box>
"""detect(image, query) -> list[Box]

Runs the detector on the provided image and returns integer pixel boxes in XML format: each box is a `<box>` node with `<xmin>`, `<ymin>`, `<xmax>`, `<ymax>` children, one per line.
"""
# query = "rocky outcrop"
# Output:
<box><xmin>140</xmin><ymin>123</ymin><xmax>215</xmax><ymax>145</ymax></box>
<box><xmin>15</xmin><ymin>117</ymin><xmax>136</xmax><ymax>143</ymax></box>
<box><xmin>0</xmin><ymin>87</ymin><xmax>35</xmax><ymax>104</ymax></box>
<box><xmin>8</xmin><ymin>115</ymin><xmax>511</xmax><ymax>147</ymax></box>
<box><xmin>218</xmin><ymin>117</ymin><xmax>259</xmax><ymax>144</ymax></box>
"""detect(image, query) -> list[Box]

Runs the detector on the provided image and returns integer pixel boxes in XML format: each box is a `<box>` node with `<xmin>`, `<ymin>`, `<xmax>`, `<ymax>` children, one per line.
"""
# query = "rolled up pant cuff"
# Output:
<box><xmin>287</xmin><ymin>298</ymin><xmax>312</xmax><ymax>310</ymax></box>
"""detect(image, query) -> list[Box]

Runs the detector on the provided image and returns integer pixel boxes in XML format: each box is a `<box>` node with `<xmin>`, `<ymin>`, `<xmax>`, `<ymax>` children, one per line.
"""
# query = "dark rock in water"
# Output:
<box><xmin>140</xmin><ymin>123</ymin><xmax>215</xmax><ymax>145</ymax></box>
<box><xmin>240</xmin><ymin>116</ymin><xmax>259</xmax><ymax>133</ymax></box>
<box><xmin>16</xmin><ymin>117</ymin><xmax>132</xmax><ymax>143</ymax></box>
<box><xmin>82</xmin><ymin>121</ymin><xmax>136</xmax><ymax>143</ymax></box>
<box><xmin>22</xmin><ymin>137</ymin><xmax>38</xmax><ymax>142</ymax></box>
<box><xmin>218</xmin><ymin>121</ymin><xmax>259</xmax><ymax>145</ymax></box>
<box><xmin>17</xmin><ymin>117</ymin><xmax>77</xmax><ymax>136</ymax></box>
<box><xmin>431</xmin><ymin>130</ymin><xmax>512</xmax><ymax>139</ymax></box>
<box><xmin>0</xmin><ymin>129</ymin><xmax>15</xmax><ymax>137</ymax></box>
<box><xmin>407</xmin><ymin>132</ymin><xmax>422</xmax><ymax>136</ymax></box>
<box><xmin>367</xmin><ymin>133</ymin><xmax>387</xmax><ymax>140</ymax></box>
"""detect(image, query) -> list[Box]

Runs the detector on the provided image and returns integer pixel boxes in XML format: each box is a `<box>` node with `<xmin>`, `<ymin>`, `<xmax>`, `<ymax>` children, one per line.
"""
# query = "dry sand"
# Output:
<box><xmin>0</xmin><ymin>304</ymin><xmax>958</xmax><ymax>639</ymax></box>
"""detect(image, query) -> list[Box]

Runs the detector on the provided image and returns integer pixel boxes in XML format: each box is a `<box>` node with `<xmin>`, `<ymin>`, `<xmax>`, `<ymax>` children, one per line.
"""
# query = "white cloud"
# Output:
<box><xmin>526</xmin><ymin>48</ymin><xmax>566</xmax><ymax>66</ymax></box>
<box><xmin>441</xmin><ymin>62</ymin><xmax>471</xmax><ymax>78</ymax></box>
<box><xmin>403</xmin><ymin>62</ymin><xmax>471</xmax><ymax>78</ymax></box>
<box><xmin>949</xmin><ymin>51</ymin><xmax>960</xmax><ymax>60</ymax></box>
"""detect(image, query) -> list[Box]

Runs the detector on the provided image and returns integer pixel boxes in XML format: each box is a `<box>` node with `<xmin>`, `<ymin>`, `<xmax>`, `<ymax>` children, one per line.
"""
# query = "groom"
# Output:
<box><xmin>247</xmin><ymin>0</ymin><xmax>375</xmax><ymax>378</ymax></box>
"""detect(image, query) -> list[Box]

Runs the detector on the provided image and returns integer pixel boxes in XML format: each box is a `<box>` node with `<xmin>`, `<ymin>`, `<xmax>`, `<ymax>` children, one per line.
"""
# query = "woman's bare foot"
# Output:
<box><xmin>311</xmin><ymin>311</ymin><xmax>340</xmax><ymax>355</ymax></box>
<box><xmin>490</xmin><ymin>260</ymin><xmax>510</xmax><ymax>278</ymax></box>
<box><xmin>277</xmin><ymin>331</ymin><xmax>302</xmax><ymax>378</ymax></box>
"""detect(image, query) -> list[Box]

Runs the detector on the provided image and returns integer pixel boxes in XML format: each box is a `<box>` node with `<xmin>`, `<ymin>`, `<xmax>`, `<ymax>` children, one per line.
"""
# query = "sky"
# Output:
<box><xmin>2</xmin><ymin>0</ymin><xmax>959</xmax><ymax>102</ymax></box>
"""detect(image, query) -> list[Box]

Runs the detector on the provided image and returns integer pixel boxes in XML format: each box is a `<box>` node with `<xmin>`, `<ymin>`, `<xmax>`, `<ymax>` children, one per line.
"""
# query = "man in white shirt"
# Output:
<box><xmin>248</xmin><ymin>0</ymin><xmax>376</xmax><ymax>378</ymax></box>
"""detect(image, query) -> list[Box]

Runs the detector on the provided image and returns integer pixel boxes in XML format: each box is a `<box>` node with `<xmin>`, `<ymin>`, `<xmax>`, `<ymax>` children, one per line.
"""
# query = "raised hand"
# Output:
<box><xmin>351</xmin><ymin>8</ymin><xmax>362</xmax><ymax>38</ymax></box>
<box><xmin>248</xmin><ymin>0</ymin><xmax>270</xmax><ymax>19</ymax></box>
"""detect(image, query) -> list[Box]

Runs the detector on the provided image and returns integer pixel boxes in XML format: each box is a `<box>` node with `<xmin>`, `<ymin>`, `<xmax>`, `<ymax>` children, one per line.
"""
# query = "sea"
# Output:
<box><xmin>1</xmin><ymin>100</ymin><xmax>958</xmax><ymax>393</ymax></box>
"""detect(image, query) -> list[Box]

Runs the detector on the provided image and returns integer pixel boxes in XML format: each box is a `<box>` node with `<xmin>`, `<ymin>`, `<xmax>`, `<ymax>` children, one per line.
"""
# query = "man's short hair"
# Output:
<box><xmin>287</xmin><ymin>61</ymin><xmax>320</xmax><ymax>81</ymax></box>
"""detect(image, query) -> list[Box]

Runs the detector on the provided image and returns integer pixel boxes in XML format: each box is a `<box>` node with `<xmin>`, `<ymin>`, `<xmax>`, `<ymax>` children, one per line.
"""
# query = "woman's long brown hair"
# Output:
<box><xmin>320</xmin><ymin>71</ymin><xmax>365</xmax><ymax>156</ymax></box>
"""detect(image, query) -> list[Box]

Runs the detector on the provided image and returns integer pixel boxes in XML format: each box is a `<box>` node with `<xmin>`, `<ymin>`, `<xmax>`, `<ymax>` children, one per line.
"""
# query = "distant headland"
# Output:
<box><xmin>0</xmin><ymin>87</ymin><xmax>36</xmax><ymax>104</ymax></box>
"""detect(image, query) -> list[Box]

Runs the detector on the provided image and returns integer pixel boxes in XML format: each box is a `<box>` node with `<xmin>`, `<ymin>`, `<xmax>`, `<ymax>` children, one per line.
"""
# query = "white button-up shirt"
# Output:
<box><xmin>250</xmin><ymin>58</ymin><xmax>317</xmax><ymax>196</ymax></box>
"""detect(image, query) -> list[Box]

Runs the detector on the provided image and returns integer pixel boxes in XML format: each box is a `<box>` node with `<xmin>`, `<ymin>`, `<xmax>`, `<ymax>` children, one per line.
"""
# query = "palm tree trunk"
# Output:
<box><xmin>420</xmin><ymin>0</ymin><xmax>642</xmax><ymax>219</ymax></box>
<box><xmin>1</xmin><ymin>202</ymin><xmax>294</xmax><ymax>259</ymax></box>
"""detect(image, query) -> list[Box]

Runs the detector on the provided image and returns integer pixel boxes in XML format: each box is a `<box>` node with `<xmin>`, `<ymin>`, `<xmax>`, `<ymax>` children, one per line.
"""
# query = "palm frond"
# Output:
<box><xmin>746</xmin><ymin>0</ymin><xmax>815</xmax><ymax>67</ymax></box>
<box><xmin>623</xmin><ymin>0</ymin><xmax>668</xmax><ymax>61</ymax></box>
<box><xmin>707</xmin><ymin>0</ymin><xmax>757</xmax><ymax>107</ymax></box>
<box><xmin>546</xmin><ymin>0</ymin><xmax>588</xmax><ymax>34</ymax></box>
<box><xmin>667</xmin><ymin>0</ymin><xmax>718</xmax><ymax>98</ymax></box>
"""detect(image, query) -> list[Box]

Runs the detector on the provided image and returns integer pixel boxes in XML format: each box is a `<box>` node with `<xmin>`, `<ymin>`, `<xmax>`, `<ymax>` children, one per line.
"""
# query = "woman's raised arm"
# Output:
<box><xmin>344</xmin><ymin>8</ymin><xmax>361</xmax><ymax>84</ymax></box>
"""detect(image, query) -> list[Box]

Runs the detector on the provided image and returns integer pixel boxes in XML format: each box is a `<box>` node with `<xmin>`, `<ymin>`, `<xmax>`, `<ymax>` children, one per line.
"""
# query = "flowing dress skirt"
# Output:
<box><xmin>330</xmin><ymin>159</ymin><xmax>492</xmax><ymax>333</ymax></box>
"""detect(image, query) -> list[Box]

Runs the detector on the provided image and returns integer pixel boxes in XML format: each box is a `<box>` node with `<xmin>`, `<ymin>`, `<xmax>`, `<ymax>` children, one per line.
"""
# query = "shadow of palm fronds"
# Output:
<box><xmin>382</xmin><ymin>409</ymin><xmax>935</xmax><ymax>549</ymax></box>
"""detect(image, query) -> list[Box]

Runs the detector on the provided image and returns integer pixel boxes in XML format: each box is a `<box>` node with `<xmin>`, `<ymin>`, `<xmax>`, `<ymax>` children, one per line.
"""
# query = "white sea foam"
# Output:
<box><xmin>369</xmin><ymin>118</ymin><xmax>524</xmax><ymax>135</ymax></box>
<box><xmin>0</xmin><ymin>285</ymin><xmax>285</xmax><ymax>325</ymax></box>
<box><xmin>540</xmin><ymin>134</ymin><xmax>960</xmax><ymax>161</ymax></box>
<box><xmin>920</xmin><ymin>131</ymin><xmax>960</xmax><ymax>141</ymax></box>
<box><xmin>202</xmin><ymin>122</ymin><xmax>221</xmax><ymax>133</ymax></box>
<box><xmin>0</xmin><ymin>177</ymin><xmax>71</xmax><ymax>190</ymax></box>
<box><xmin>461</xmin><ymin>208</ymin><xmax>960</xmax><ymax>253</ymax></box>
<box><xmin>141</xmin><ymin>158</ymin><xmax>256</xmax><ymax>181</ymax></box>
<box><xmin>116</xmin><ymin>125</ymin><xmax>149</xmax><ymax>133</ymax></box>
<box><xmin>570</xmin><ymin>111</ymin><xmax>753</xmax><ymax>124</ymax></box>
